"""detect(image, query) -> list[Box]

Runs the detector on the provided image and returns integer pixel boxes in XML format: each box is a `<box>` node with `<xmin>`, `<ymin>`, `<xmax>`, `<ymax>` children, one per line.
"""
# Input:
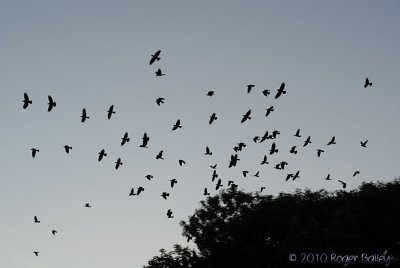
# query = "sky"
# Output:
<box><xmin>0</xmin><ymin>1</ymin><xmax>399</xmax><ymax>267</ymax></box>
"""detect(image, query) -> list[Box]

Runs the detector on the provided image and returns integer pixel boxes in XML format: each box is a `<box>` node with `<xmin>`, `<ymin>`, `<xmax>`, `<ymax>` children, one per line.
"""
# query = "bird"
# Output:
<box><xmin>211</xmin><ymin>170</ymin><xmax>218</xmax><ymax>182</ymax></box>
<box><xmin>269</xmin><ymin>142</ymin><xmax>278</xmax><ymax>155</ymax></box>
<box><xmin>215</xmin><ymin>179</ymin><xmax>223</xmax><ymax>190</ymax></box>
<box><xmin>242</xmin><ymin>170</ymin><xmax>249</xmax><ymax>178</ymax></box>
<box><xmin>145</xmin><ymin>174</ymin><xmax>153</xmax><ymax>181</ymax></box>
<box><xmin>129</xmin><ymin>188</ymin><xmax>136</xmax><ymax>196</ymax></box>
<box><xmin>206</xmin><ymin>91</ymin><xmax>215</xmax><ymax>97</ymax></box>
<box><xmin>353</xmin><ymin>171</ymin><xmax>360</xmax><ymax>177</ymax></box>
<box><xmin>325</xmin><ymin>174</ymin><xmax>331</xmax><ymax>180</ymax></box>
<box><xmin>155</xmin><ymin>68</ymin><xmax>165</xmax><ymax>76</ymax></box>
<box><xmin>51</xmin><ymin>230</ymin><xmax>57</xmax><ymax>235</ymax></box>
<box><xmin>98</xmin><ymin>149</ymin><xmax>107</xmax><ymax>161</ymax></box>
<box><xmin>137</xmin><ymin>187</ymin><xmax>144</xmax><ymax>196</ymax></box>
<box><xmin>234</xmin><ymin>142</ymin><xmax>246</xmax><ymax>152</ymax></box>
<box><xmin>272</xmin><ymin>130</ymin><xmax>280</xmax><ymax>139</ymax></box>
<box><xmin>81</xmin><ymin>108</ymin><xmax>89</xmax><ymax>122</ymax></box>
<box><xmin>210</xmin><ymin>164</ymin><xmax>217</xmax><ymax>169</ymax></box>
<box><xmin>140</xmin><ymin>132</ymin><xmax>150</xmax><ymax>148</ymax></box>
<box><xmin>360</xmin><ymin>140</ymin><xmax>368</xmax><ymax>148</ymax></box>
<box><xmin>121</xmin><ymin>132</ymin><xmax>130</xmax><ymax>146</ymax></box>
<box><xmin>285</xmin><ymin>173</ymin><xmax>294</xmax><ymax>181</ymax></box>
<box><xmin>228</xmin><ymin>154</ymin><xmax>240</xmax><ymax>168</ymax></box>
<box><xmin>253</xmin><ymin>136</ymin><xmax>260</xmax><ymax>143</ymax></box>
<box><xmin>172</xmin><ymin>119</ymin><xmax>182</xmax><ymax>131</ymax></box>
<box><xmin>156</xmin><ymin>97</ymin><xmax>165</xmax><ymax>106</ymax></box>
<box><xmin>303</xmin><ymin>136</ymin><xmax>312</xmax><ymax>147</ymax></box>
<box><xmin>253</xmin><ymin>171</ymin><xmax>260</xmax><ymax>177</ymax></box>
<box><xmin>205</xmin><ymin>146</ymin><xmax>212</xmax><ymax>155</ymax></box>
<box><xmin>31</xmin><ymin>148</ymin><xmax>39</xmax><ymax>158</ymax></box>
<box><xmin>33</xmin><ymin>251</ymin><xmax>39</xmax><ymax>257</ymax></box>
<box><xmin>63</xmin><ymin>145</ymin><xmax>72</xmax><ymax>154</ymax></box>
<box><xmin>149</xmin><ymin>50</ymin><xmax>161</xmax><ymax>65</ymax></box>
<box><xmin>294</xmin><ymin>129</ymin><xmax>301</xmax><ymax>138</ymax></box>
<box><xmin>22</xmin><ymin>92</ymin><xmax>32</xmax><ymax>109</ymax></box>
<box><xmin>228</xmin><ymin>180</ymin><xmax>234</xmax><ymax>186</ymax></box>
<box><xmin>260</xmin><ymin>187</ymin><xmax>266</xmax><ymax>193</ymax></box>
<box><xmin>209</xmin><ymin>113</ymin><xmax>217</xmax><ymax>124</ymax></box>
<box><xmin>317</xmin><ymin>149</ymin><xmax>324</xmax><ymax>157</ymax></box>
<box><xmin>241</xmin><ymin>109</ymin><xmax>252</xmax><ymax>123</ymax></box>
<box><xmin>262</xmin><ymin>89</ymin><xmax>270</xmax><ymax>97</ymax></box>
<box><xmin>338</xmin><ymin>180</ymin><xmax>347</xmax><ymax>189</ymax></box>
<box><xmin>156</xmin><ymin>150</ymin><xmax>164</xmax><ymax>160</ymax></box>
<box><xmin>85</xmin><ymin>203</ymin><xmax>91</xmax><ymax>208</ymax></box>
<box><xmin>47</xmin><ymin>95</ymin><xmax>56</xmax><ymax>112</ymax></box>
<box><xmin>292</xmin><ymin>171</ymin><xmax>300</xmax><ymax>181</ymax></box>
<box><xmin>178</xmin><ymin>159</ymin><xmax>186</xmax><ymax>166</ymax></box>
<box><xmin>327</xmin><ymin>136</ymin><xmax>336</xmax><ymax>146</ymax></box>
<box><xmin>34</xmin><ymin>216</ymin><xmax>40</xmax><ymax>223</ymax></box>
<box><xmin>364</xmin><ymin>78</ymin><xmax>372</xmax><ymax>88</ymax></box>
<box><xmin>259</xmin><ymin>131</ymin><xmax>270</xmax><ymax>143</ymax></box>
<box><xmin>277</xmin><ymin>161</ymin><xmax>288</xmax><ymax>170</ymax></box>
<box><xmin>246</xmin><ymin>84</ymin><xmax>255</xmax><ymax>93</ymax></box>
<box><xmin>166</xmin><ymin>209</ymin><xmax>174</xmax><ymax>218</ymax></box>
<box><xmin>289</xmin><ymin>146</ymin><xmax>298</xmax><ymax>154</ymax></box>
<box><xmin>161</xmin><ymin>192</ymin><xmax>170</xmax><ymax>200</ymax></box>
<box><xmin>170</xmin><ymin>179</ymin><xmax>177</xmax><ymax>188</ymax></box>
<box><xmin>204</xmin><ymin>187</ymin><xmax>210</xmax><ymax>196</ymax></box>
<box><xmin>274</xmin><ymin>82</ymin><xmax>286</xmax><ymax>99</ymax></box>
<box><xmin>265</xmin><ymin>106</ymin><xmax>274</xmax><ymax>117</ymax></box>
<box><xmin>107</xmin><ymin>105</ymin><xmax>115</xmax><ymax>120</ymax></box>
<box><xmin>260</xmin><ymin>155</ymin><xmax>269</xmax><ymax>165</ymax></box>
<box><xmin>115</xmin><ymin>158</ymin><xmax>123</xmax><ymax>169</ymax></box>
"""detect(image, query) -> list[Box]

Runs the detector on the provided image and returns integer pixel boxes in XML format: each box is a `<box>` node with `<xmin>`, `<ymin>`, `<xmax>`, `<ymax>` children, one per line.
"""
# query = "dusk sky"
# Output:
<box><xmin>1</xmin><ymin>1</ymin><xmax>399</xmax><ymax>267</ymax></box>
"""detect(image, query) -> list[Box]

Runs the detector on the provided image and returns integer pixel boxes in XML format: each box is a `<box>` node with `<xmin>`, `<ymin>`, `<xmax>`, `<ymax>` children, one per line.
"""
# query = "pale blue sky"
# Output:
<box><xmin>1</xmin><ymin>1</ymin><xmax>399</xmax><ymax>267</ymax></box>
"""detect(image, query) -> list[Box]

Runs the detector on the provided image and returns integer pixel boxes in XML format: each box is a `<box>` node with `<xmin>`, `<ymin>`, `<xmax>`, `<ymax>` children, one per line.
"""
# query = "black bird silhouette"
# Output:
<box><xmin>325</xmin><ymin>174</ymin><xmax>331</xmax><ymax>180</ymax></box>
<box><xmin>107</xmin><ymin>105</ymin><xmax>115</xmax><ymax>120</ymax></box>
<box><xmin>234</xmin><ymin>142</ymin><xmax>246</xmax><ymax>152</ymax></box>
<box><xmin>149</xmin><ymin>50</ymin><xmax>161</xmax><ymax>65</ymax></box>
<box><xmin>353</xmin><ymin>171</ymin><xmax>360</xmax><ymax>177</ymax></box>
<box><xmin>209</xmin><ymin>113</ymin><xmax>217</xmax><ymax>124</ymax></box>
<box><xmin>285</xmin><ymin>173</ymin><xmax>294</xmax><ymax>181</ymax></box>
<box><xmin>259</xmin><ymin>131</ymin><xmax>270</xmax><ymax>143</ymax></box>
<box><xmin>170</xmin><ymin>179</ymin><xmax>177</xmax><ymax>188</ymax></box>
<box><xmin>215</xmin><ymin>179</ymin><xmax>223</xmax><ymax>190</ymax></box>
<box><xmin>47</xmin><ymin>95</ymin><xmax>56</xmax><ymax>112</ymax></box>
<box><xmin>210</xmin><ymin>164</ymin><xmax>217</xmax><ymax>169</ymax></box>
<box><xmin>317</xmin><ymin>149</ymin><xmax>324</xmax><ymax>157</ymax></box>
<box><xmin>269</xmin><ymin>142</ymin><xmax>278</xmax><ymax>155</ymax></box>
<box><xmin>155</xmin><ymin>68</ymin><xmax>165</xmax><ymax>77</ymax></box>
<box><xmin>290</xmin><ymin>146</ymin><xmax>298</xmax><ymax>154</ymax></box>
<box><xmin>34</xmin><ymin>251</ymin><xmax>39</xmax><ymax>257</ymax></box>
<box><xmin>228</xmin><ymin>154</ymin><xmax>240</xmax><ymax>168</ymax></box>
<box><xmin>51</xmin><ymin>230</ymin><xmax>57</xmax><ymax>235</ymax></box>
<box><xmin>228</xmin><ymin>180</ymin><xmax>234</xmax><ymax>186</ymax></box>
<box><xmin>338</xmin><ymin>180</ymin><xmax>347</xmax><ymax>189</ymax></box>
<box><xmin>137</xmin><ymin>186</ymin><xmax>144</xmax><ymax>196</ymax></box>
<box><xmin>129</xmin><ymin>188</ymin><xmax>136</xmax><ymax>196</ymax></box>
<box><xmin>241</xmin><ymin>109</ymin><xmax>252</xmax><ymax>123</ymax></box>
<box><xmin>203</xmin><ymin>187</ymin><xmax>210</xmax><ymax>196</ymax></box>
<box><xmin>253</xmin><ymin>136</ymin><xmax>260</xmax><ymax>143</ymax></box>
<box><xmin>246</xmin><ymin>84</ymin><xmax>255</xmax><ymax>93</ymax></box>
<box><xmin>115</xmin><ymin>158</ymin><xmax>123</xmax><ymax>169</ymax></box>
<box><xmin>81</xmin><ymin>108</ymin><xmax>89</xmax><ymax>122</ymax></box>
<box><xmin>242</xmin><ymin>170</ymin><xmax>249</xmax><ymax>178</ymax></box>
<box><xmin>31</xmin><ymin>148</ymin><xmax>39</xmax><ymax>158</ymax></box>
<box><xmin>156</xmin><ymin>97</ymin><xmax>165</xmax><ymax>106</ymax></box>
<box><xmin>178</xmin><ymin>159</ymin><xmax>186</xmax><ymax>166</ymax></box>
<box><xmin>121</xmin><ymin>132</ymin><xmax>130</xmax><ymax>146</ymax></box>
<box><xmin>303</xmin><ymin>136</ymin><xmax>312</xmax><ymax>147</ymax></box>
<box><xmin>253</xmin><ymin>171</ymin><xmax>260</xmax><ymax>177</ymax></box>
<box><xmin>98</xmin><ymin>149</ymin><xmax>107</xmax><ymax>161</ymax></box>
<box><xmin>265</xmin><ymin>106</ymin><xmax>274</xmax><ymax>117</ymax></box>
<box><xmin>22</xmin><ymin>92</ymin><xmax>32</xmax><ymax>109</ymax></box>
<box><xmin>64</xmin><ymin>145</ymin><xmax>72</xmax><ymax>154</ymax></box>
<box><xmin>278</xmin><ymin>161</ymin><xmax>288</xmax><ymax>170</ymax></box>
<box><xmin>85</xmin><ymin>203</ymin><xmax>91</xmax><ymax>208</ymax></box>
<box><xmin>156</xmin><ymin>150</ymin><xmax>164</xmax><ymax>160</ymax></box>
<box><xmin>260</xmin><ymin>187</ymin><xmax>266</xmax><ymax>193</ymax></box>
<box><xmin>262</xmin><ymin>89</ymin><xmax>270</xmax><ymax>96</ymax></box>
<box><xmin>364</xmin><ymin>78</ymin><xmax>372</xmax><ymax>88</ymax></box>
<box><xmin>327</xmin><ymin>136</ymin><xmax>336</xmax><ymax>145</ymax></box>
<box><xmin>275</xmin><ymin>82</ymin><xmax>286</xmax><ymax>99</ymax></box>
<box><xmin>145</xmin><ymin>174</ymin><xmax>153</xmax><ymax>181</ymax></box>
<box><xmin>172</xmin><ymin>119</ymin><xmax>182</xmax><ymax>131</ymax></box>
<box><xmin>206</xmin><ymin>91</ymin><xmax>215</xmax><ymax>97</ymax></box>
<box><xmin>34</xmin><ymin>216</ymin><xmax>40</xmax><ymax>223</ymax></box>
<box><xmin>205</xmin><ymin>146</ymin><xmax>212</xmax><ymax>155</ymax></box>
<box><xmin>166</xmin><ymin>209</ymin><xmax>174</xmax><ymax>218</ymax></box>
<box><xmin>161</xmin><ymin>192</ymin><xmax>170</xmax><ymax>200</ymax></box>
<box><xmin>294</xmin><ymin>128</ymin><xmax>301</xmax><ymax>138</ymax></box>
<box><xmin>360</xmin><ymin>140</ymin><xmax>368</xmax><ymax>148</ymax></box>
<box><xmin>211</xmin><ymin>170</ymin><xmax>218</xmax><ymax>182</ymax></box>
<box><xmin>140</xmin><ymin>132</ymin><xmax>150</xmax><ymax>148</ymax></box>
<box><xmin>260</xmin><ymin>155</ymin><xmax>269</xmax><ymax>165</ymax></box>
<box><xmin>272</xmin><ymin>130</ymin><xmax>280</xmax><ymax>139</ymax></box>
<box><xmin>292</xmin><ymin>170</ymin><xmax>300</xmax><ymax>181</ymax></box>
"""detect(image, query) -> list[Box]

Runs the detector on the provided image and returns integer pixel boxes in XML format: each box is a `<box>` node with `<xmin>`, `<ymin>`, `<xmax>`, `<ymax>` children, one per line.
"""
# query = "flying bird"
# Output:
<box><xmin>156</xmin><ymin>150</ymin><xmax>164</xmax><ymax>160</ymax></box>
<box><xmin>242</xmin><ymin>170</ymin><xmax>249</xmax><ymax>177</ymax></box>
<box><xmin>289</xmin><ymin>146</ymin><xmax>298</xmax><ymax>154</ymax></box>
<box><xmin>228</xmin><ymin>154</ymin><xmax>240</xmax><ymax>168</ymax></box>
<box><xmin>294</xmin><ymin>129</ymin><xmax>301</xmax><ymax>138</ymax></box>
<box><xmin>253</xmin><ymin>171</ymin><xmax>260</xmax><ymax>177</ymax></box>
<box><xmin>107</xmin><ymin>105</ymin><xmax>115</xmax><ymax>120</ymax></box>
<box><xmin>360</xmin><ymin>140</ymin><xmax>368</xmax><ymax>148</ymax></box>
<box><xmin>22</xmin><ymin>92</ymin><xmax>32</xmax><ymax>109</ymax></box>
<box><xmin>172</xmin><ymin>119</ymin><xmax>182</xmax><ymax>131</ymax></box>
<box><xmin>33</xmin><ymin>251</ymin><xmax>39</xmax><ymax>257</ymax></box>
<box><xmin>269</xmin><ymin>142</ymin><xmax>278</xmax><ymax>155</ymax></box>
<box><xmin>241</xmin><ymin>109</ymin><xmax>252</xmax><ymax>123</ymax></box>
<box><xmin>364</xmin><ymin>78</ymin><xmax>372</xmax><ymax>88</ymax></box>
<box><xmin>274</xmin><ymin>82</ymin><xmax>286</xmax><ymax>99</ymax></box>
<box><xmin>63</xmin><ymin>145</ymin><xmax>72</xmax><ymax>154</ymax></box>
<box><xmin>353</xmin><ymin>171</ymin><xmax>360</xmax><ymax>177</ymax></box>
<box><xmin>166</xmin><ymin>209</ymin><xmax>174</xmax><ymax>218</ymax></box>
<box><xmin>178</xmin><ymin>159</ymin><xmax>186</xmax><ymax>166</ymax></box>
<box><xmin>34</xmin><ymin>216</ymin><xmax>40</xmax><ymax>223</ymax></box>
<box><xmin>161</xmin><ymin>192</ymin><xmax>170</xmax><ymax>200</ymax></box>
<box><xmin>145</xmin><ymin>174</ymin><xmax>153</xmax><ymax>181</ymax></box>
<box><xmin>155</xmin><ymin>68</ymin><xmax>165</xmax><ymax>77</ymax></box>
<box><xmin>292</xmin><ymin>171</ymin><xmax>300</xmax><ymax>181</ymax></box>
<box><xmin>285</xmin><ymin>173</ymin><xmax>294</xmax><ymax>181</ymax></box>
<box><xmin>137</xmin><ymin>186</ymin><xmax>144</xmax><ymax>196</ymax></box>
<box><xmin>156</xmin><ymin>97</ymin><xmax>165</xmax><ymax>106</ymax></box>
<box><xmin>265</xmin><ymin>106</ymin><xmax>274</xmax><ymax>117</ymax></box>
<box><xmin>31</xmin><ymin>148</ymin><xmax>39</xmax><ymax>158</ymax></box>
<box><xmin>327</xmin><ymin>136</ymin><xmax>336</xmax><ymax>146</ymax></box>
<box><xmin>121</xmin><ymin>132</ymin><xmax>130</xmax><ymax>146</ymax></box>
<box><xmin>325</xmin><ymin>174</ymin><xmax>331</xmax><ymax>180</ymax></box>
<box><xmin>204</xmin><ymin>187</ymin><xmax>210</xmax><ymax>196</ymax></box>
<box><xmin>210</xmin><ymin>164</ymin><xmax>217</xmax><ymax>169</ymax></box>
<box><xmin>260</xmin><ymin>187</ymin><xmax>266</xmax><ymax>193</ymax></box>
<box><xmin>206</xmin><ymin>91</ymin><xmax>215</xmax><ymax>97</ymax></box>
<box><xmin>262</xmin><ymin>89</ymin><xmax>270</xmax><ymax>97</ymax></box>
<box><xmin>51</xmin><ymin>230</ymin><xmax>57</xmax><ymax>235</ymax></box>
<box><xmin>260</xmin><ymin>155</ymin><xmax>269</xmax><ymax>165</ymax></box>
<box><xmin>303</xmin><ymin>136</ymin><xmax>312</xmax><ymax>147</ymax></box>
<box><xmin>81</xmin><ymin>108</ymin><xmax>89</xmax><ymax>122</ymax></box>
<box><xmin>215</xmin><ymin>179</ymin><xmax>223</xmax><ymax>190</ymax></box>
<box><xmin>209</xmin><ymin>113</ymin><xmax>217</xmax><ymax>124</ymax></box>
<box><xmin>47</xmin><ymin>95</ymin><xmax>56</xmax><ymax>112</ymax></box>
<box><xmin>98</xmin><ymin>149</ymin><xmax>107</xmax><ymax>161</ymax></box>
<box><xmin>338</xmin><ymin>180</ymin><xmax>347</xmax><ymax>189</ymax></box>
<box><xmin>205</xmin><ymin>146</ymin><xmax>212</xmax><ymax>155</ymax></box>
<box><xmin>211</xmin><ymin>170</ymin><xmax>218</xmax><ymax>182</ymax></box>
<box><xmin>85</xmin><ymin>203</ymin><xmax>91</xmax><ymax>208</ymax></box>
<box><xmin>170</xmin><ymin>179</ymin><xmax>177</xmax><ymax>188</ymax></box>
<box><xmin>140</xmin><ymin>132</ymin><xmax>150</xmax><ymax>148</ymax></box>
<box><xmin>246</xmin><ymin>84</ymin><xmax>255</xmax><ymax>93</ymax></box>
<box><xmin>115</xmin><ymin>158</ymin><xmax>123</xmax><ymax>169</ymax></box>
<box><xmin>253</xmin><ymin>136</ymin><xmax>260</xmax><ymax>143</ymax></box>
<box><xmin>129</xmin><ymin>188</ymin><xmax>136</xmax><ymax>196</ymax></box>
<box><xmin>149</xmin><ymin>50</ymin><xmax>161</xmax><ymax>65</ymax></box>
<box><xmin>317</xmin><ymin>149</ymin><xmax>324</xmax><ymax>157</ymax></box>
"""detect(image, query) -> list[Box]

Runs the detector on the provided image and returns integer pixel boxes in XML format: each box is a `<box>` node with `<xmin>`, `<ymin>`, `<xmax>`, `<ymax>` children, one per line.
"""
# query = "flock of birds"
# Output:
<box><xmin>22</xmin><ymin>49</ymin><xmax>374</xmax><ymax>257</ymax></box>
